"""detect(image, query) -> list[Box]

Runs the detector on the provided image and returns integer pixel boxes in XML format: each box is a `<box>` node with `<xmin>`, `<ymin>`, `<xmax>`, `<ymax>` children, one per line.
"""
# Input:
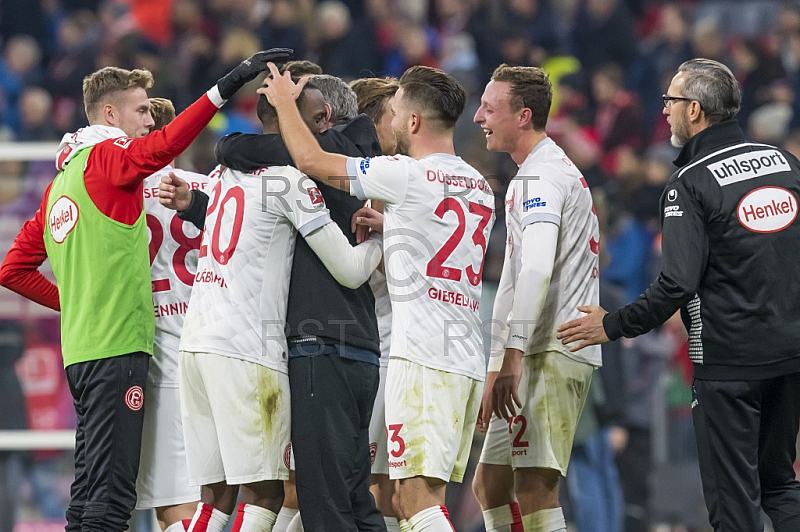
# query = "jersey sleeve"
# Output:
<box><xmin>278</xmin><ymin>171</ymin><xmax>333</xmax><ymax>237</ymax></box>
<box><xmin>90</xmin><ymin>89</ymin><xmax>222</xmax><ymax>189</ymax></box>
<box><xmin>516</xmin><ymin>166</ymin><xmax>566</xmax><ymax>227</ymax></box>
<box><xmin>0</xmin><ymin>185</ymin><xmax>60</xmax><ymax>311</ymax></box>
<box><xmin>345</xmin><ymin>155</ymin><xmax>410</xmax><ymax>204</ymax></box>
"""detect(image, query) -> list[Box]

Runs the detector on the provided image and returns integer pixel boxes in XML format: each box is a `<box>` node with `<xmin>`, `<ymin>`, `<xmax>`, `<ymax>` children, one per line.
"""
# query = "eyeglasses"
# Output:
<box><xmin>662</xmin><ymin>95</ymin><xmax>695</xmax><ymax>108</ymax></box>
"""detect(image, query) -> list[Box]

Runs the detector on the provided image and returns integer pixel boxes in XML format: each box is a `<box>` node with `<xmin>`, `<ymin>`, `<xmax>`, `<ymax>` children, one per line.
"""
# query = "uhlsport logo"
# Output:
<box><xmin>668</xmin><ymin>189</ymin><xmax>678</xmax><ymax>202</ymax></box>
<box><xmin>49</xmin><ymin>196</ymin><xmax>79</xmax><ymax>243</ymax></box>
<box><xmin>708</xmin><ymin>150</ymin><xmax>790</xmax><ymax>186</ymax></box>
<box><xmin>125</xmin><ymin>385</ymin><xmax>144</xmax><ymax>411</ymax></box>
<box><xmin>737</xmin><ymin>186</ymin><xmax>797</xmax><ymax>233</ymax></box>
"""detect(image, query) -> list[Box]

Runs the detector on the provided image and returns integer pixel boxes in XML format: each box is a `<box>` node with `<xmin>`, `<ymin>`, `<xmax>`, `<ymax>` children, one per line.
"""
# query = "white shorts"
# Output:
<box><xmin>479</xmin><ymin>352</ymin><xmax>594</xmax><ymax>475</ymax></box>
<box><xmin>368</xmin><ymin>363</ymin><xmax>389</xmax><ymax>475</ymax></box>
<box><xmin>136</xmin><ymin>385</ymin><xmax>200</xmax><ymax>509</ymax></box>
<box><xmin>385</xmin><ymin>358</ymin><xmax>482</xmax><ymax>483</ymax></box>
<box><xmin>179</xmin><ymin>351</ymin><xmax>290</xmax><ymax>486</ymax></box>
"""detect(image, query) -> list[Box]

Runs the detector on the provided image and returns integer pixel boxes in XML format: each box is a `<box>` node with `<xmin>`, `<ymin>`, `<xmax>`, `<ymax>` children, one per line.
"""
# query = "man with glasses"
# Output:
<box><xmin>558</xmin><ymin>58</ymin><xmax>800</xmax><ymax>532</ymax></box>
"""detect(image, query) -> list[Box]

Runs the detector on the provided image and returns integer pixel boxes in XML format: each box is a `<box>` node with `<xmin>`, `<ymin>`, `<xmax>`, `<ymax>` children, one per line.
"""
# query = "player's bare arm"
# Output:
<box><xmin>158</xmin><ymin>171</ymin><xmax>192</xmax><ymax>211</ymax></box>
<box><xmin>556</xmin><ymin>305</ymin><xmax>610</xmax><ymax>352</ymax></box>
<box><xmin>259</xmin><ymin>63</ymin><xmax>350</xmax><ymax>191</ymax></box>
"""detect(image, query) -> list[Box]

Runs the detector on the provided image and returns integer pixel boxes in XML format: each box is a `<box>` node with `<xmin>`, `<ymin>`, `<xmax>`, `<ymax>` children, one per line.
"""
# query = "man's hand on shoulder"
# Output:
<box><xmin>158</xmin><ymin>172</ymin><xmax>192</xmax><ymax>211</ymax></box>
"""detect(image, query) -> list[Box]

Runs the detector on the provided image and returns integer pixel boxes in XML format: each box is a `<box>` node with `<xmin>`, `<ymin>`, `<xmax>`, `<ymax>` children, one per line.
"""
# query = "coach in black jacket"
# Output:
<box><xmin>558</xmin><ymin>58</ymin><xmax>800</xmax><ymax>532</ymax></box>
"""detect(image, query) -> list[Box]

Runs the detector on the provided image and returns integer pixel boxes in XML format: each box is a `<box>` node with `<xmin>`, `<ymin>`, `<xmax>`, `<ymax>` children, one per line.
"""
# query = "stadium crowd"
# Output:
<box><xmin>1</xmin><ymin>0</ymin><xmax>800</xmax><ymax>531</ymax></box>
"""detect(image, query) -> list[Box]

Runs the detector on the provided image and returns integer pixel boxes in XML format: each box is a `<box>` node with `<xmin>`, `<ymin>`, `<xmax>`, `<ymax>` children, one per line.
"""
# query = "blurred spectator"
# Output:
<box><xmin>730</xmin><ymin>38</ymin><xmax>786</xmax><ymax>132</ymax></box>
<box><xmin>315</xmin><ymin>0</ymin><xmax>380</xmax><ymax>79</ymax></box>
<box><xmin>629</xmin><ymin>3</ymin><xmax>694</xmax><ymax>130</ymax></box>
<box><xmin>749</xmin><ymin>100</ymin><xmax>793</xmax><ymax>144</ymax></box>
<box><xmin>591</xmin><ymin>63</ymin><xmax>645</xmax><ymax>153</ymax></box>
<box><xmin>0</xmin><ymin>35</ymin><xmax>47</xmax><ymax>133</ymax></box>
<box><xmin>258</xmin><ymin>0</ymin><xmax>308</xmax><ymax>59</ymax></box>
<box><xmin>690</xmin><ymin>16</ymin><xmax>727</xmax><ymax>64</ymax></box>
<box><xmin>17</xmin><ymin>87</ymin><xmax>58</xmax><ymax>141</ymax></box>
<box><xmin>384</xmin><ymin>21</ymin><xmax>439</xmax><ymax>78</ymax></box>
<box><xmin>502</xmin><ymin>0</ymin><xmax>566</xmax><ymax>65</ymax></box>
<box><xmin>0</xmin><ymin>320</ymin><xmax>27</xmax><ymax>532</ymax></box>
<box><xmin>571</xmin><ymin>0</ymin><xmax>638</xmax><ymax>73</ymax></box>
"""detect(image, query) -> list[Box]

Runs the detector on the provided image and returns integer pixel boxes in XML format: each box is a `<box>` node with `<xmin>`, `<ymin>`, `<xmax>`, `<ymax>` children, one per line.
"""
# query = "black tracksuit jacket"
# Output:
<box><xmin>603</xmin><ymin>120</ymin><xmax>800</xmax><ymax>380</ymax></box>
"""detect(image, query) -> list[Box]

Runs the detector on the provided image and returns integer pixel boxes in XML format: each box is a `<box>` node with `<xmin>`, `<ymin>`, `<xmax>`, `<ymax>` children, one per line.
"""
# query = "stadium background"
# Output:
<box><xmin>0</xmin><ymin>0</ymin><xmax>798</xmax><ymax>530</ymax></box>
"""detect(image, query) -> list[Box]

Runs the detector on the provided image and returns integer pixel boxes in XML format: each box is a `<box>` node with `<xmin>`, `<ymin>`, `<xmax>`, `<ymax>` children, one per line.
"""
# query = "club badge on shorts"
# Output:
<box><xmin>125</xmin><ymin>385</ymin><xmax>144</xmax><ymax>411</ymax></box>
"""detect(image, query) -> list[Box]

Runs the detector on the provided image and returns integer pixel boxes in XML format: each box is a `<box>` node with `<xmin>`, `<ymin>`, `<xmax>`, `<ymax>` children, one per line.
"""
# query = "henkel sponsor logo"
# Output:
<box><xmin>49</xmin><ymin>196</ymin><xmax>79</xmax><ymax>243</ymax></box>
<box><xmin>737</xmin><ymin>186</ymin><xmax>797</xmax><ymax>233</ymax></box>
<box><xmin>707</xmin><ymin>150</ymin><xmax>790</xmax><ymax>186</ymax></box>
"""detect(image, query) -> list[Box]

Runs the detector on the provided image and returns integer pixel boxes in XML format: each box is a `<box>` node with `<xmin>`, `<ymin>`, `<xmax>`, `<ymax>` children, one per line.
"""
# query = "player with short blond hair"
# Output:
<box><xmin>472</xmin><ymin>64</ymin><xmax>600</xmax><ymax>532</ymax></box>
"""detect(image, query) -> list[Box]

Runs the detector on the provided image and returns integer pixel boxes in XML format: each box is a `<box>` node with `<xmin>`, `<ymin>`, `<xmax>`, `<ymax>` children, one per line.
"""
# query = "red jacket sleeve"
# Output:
<box><xmin>91</xmin><ymin>91</ymin><xmax>222</xmax><ymax>189</ymax></box>
<box><xmin>0</xmin><ymin>184</ymin><xmax>60</xmax><ymax>311</ymax></box>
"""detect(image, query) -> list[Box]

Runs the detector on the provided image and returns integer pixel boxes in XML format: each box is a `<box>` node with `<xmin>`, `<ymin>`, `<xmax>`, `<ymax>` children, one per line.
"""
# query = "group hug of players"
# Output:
<box><xmin>0</xmin><ymin>48</ymin><xmax>601</xmax><ymax>532</ymax></box>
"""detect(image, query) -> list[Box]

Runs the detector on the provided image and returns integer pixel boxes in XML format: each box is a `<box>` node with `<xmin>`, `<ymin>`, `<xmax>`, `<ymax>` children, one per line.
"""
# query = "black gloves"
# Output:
<box><xmin>216</xmin><ymin>48</ymin><xmax>294</xmax><ymax>100</ymax></box>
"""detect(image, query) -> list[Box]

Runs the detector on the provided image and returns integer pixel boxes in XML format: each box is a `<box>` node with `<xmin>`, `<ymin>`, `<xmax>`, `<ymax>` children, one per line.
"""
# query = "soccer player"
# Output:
<box><xmin>261</xmin><ymin>63</ymin><xmax>495</xmax><ymax>531</ymax></box>
<box><xmin>211</xmin><ymin>72</ymin><xmax>386</xmax><ymax>532</ymax></box>
<box><xmin>160</xmin><ymin>81</ymin><xmax>382</xmax><ymax>532</ymax></box>
<box><xmin>471</xmin><ymin>65</ymin><xmax>601</xmax><ymax>532</ymax></box>
<box><xmin>350</xmin><ymin>76</ymin><xmax>401</xmax><ymax>532</ymax></box>
<box><xmin>136</xmin><ymin>97</ymin><xmax>208</xmax><ymax>531</ymax></box>
<box><xmin>0</xmin><ymin>49</ymin><xmax>291</xmax><ymax>532</ymax></box>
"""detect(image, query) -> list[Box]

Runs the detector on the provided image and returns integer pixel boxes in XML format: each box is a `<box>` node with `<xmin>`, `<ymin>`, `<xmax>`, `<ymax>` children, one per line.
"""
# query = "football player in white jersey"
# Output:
<box><xmin>160</xmin><ymin>83</ymin><xmax>382</xmax><ymax>532</ymax></box>
<box><xmin>261</xmin><ymin>63</ymin><xmax>495</xmax><ymax>532</ymax></box>
<box><xmin>471</xmin><ymin>65</ymin><xmax>601</xmax><ymax>532</ymax></box>
<box><xmin>350</xmin><ymin>76</ymin><xmax>402</xmax><ymax>532</ymax></box>
<box><xmin>138</xmin><ymin>98</ymin><xmax>206</xmax><ymax>532</ymax></box>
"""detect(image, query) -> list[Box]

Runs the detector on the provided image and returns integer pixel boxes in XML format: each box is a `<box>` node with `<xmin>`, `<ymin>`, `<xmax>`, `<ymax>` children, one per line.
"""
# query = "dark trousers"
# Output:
<box><xmin>65</xmin><ymin>352</ymin><xmax>149</xmax><ymax>532</ymax></box>
<box><xmin>692</xmin><ymin>373</ymin><xmax>800</xmax><ymax>532</ymax></box>
<box><xmin>289</xmin><ymin>353</ymin><xmax>386</xmax><ymax>532</ymax></box>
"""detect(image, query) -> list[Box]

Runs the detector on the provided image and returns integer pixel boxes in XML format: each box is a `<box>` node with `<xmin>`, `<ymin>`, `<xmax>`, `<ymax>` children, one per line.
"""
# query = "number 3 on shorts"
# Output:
<box><xmin>387</xmin><ymin>424</ymin><xmax>405</xmax><ymax>458</ymax></box>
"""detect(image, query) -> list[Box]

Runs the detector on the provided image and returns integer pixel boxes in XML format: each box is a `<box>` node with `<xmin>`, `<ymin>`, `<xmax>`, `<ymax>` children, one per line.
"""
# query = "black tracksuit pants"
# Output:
<box><xmin>65</xmin><ymin>352</ymin><xmax>149</xmax><ymax>532</ymax></box>
<box><xmin>692</xmin><ymin>372</ymin><xmax>800</xmax><ymax>532</ymax></box>
<box><xmin>289</xmin><ymin>351</ymin><xmax>386</xmax><ymax>532</ymax></box>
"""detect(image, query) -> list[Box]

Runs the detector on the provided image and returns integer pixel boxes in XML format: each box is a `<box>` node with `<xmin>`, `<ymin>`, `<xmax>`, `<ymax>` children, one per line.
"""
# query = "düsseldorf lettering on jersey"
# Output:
<box><xmin>347</xmin><ymin>153</ymin><xmax>495</xmax><ymax>381</ymax></box>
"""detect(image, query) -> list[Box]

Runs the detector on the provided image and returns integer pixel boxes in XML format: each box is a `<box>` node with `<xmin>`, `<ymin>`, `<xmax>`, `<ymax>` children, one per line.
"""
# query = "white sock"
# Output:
<box><xmin>399</xmin><ymin>519</ymin><xmax>412</xmax><ymax>532</ymax></box>
<box><xmin>285</xmin><ymin>511</ymin><xmax>305</xmax><ymax>532</ymax></box>
<box><xmin>164</xmin><ymin>522</ymin><xmax>187</xmax><ymax>532</ymax></box>
<box><xmin>483</xmin><ymin>504</ymin><xmax>513</xmax><ymax>531</ymax></box>
<box><xmin>273</xmin><ymin>507</ymin><xmax>299</xmax><ymax>532</ymax></box>
<box><xmin>408</xmin><ymin>505</ymin><xmax>455</xmax><ymax>531</ymax></box>
<box><xmin>187</xmin><ymin>502</ymin><xmax>230</xmax><ymax>532</ymax></box>
<box><xmin>231</xmin><ymin>503</ymin><xmax>277</xmax><ymax>532</ymax></box>
<box><xmin>385</xmin><ymin>516</ymin><xmax>401</xmax><ymax>532</ymax></box>
<box><xmin>521</xmin><ymin>507</ymin><xmax>566</xmax><ymax>532</ymax></box>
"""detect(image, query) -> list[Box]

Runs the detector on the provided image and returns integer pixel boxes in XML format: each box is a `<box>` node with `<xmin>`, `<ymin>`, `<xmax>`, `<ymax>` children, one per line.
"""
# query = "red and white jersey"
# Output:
<box><xmin>179</xmin><ymin>165</ymin><xmax>332</xmax><ymax>372</ymax></box>
<box><xmin>347</xmin><ymin>154</ymin><xmax>495</xmax><ymax>381</ymax></box>
<box><xmin>368</xmin><ymin>270</ymin><xmax>392</xmax><ymax>369</ymax></box>
<box><xmin>505</xmin><ymin>137</ymin><xmax>601</xmax><ymax>366</ymax></box>
<box><xmin>144</xmin><ymin>167</ymin><xmax>212</xmax><ymax>387</ymax></box>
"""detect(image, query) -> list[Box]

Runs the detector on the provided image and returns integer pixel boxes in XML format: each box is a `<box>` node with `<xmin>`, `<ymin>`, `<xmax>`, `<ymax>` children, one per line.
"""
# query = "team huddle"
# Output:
<box><xmin>0</xmin><ymin>49</ymin><xmax>600</xmax><ymax>532</ymax></box>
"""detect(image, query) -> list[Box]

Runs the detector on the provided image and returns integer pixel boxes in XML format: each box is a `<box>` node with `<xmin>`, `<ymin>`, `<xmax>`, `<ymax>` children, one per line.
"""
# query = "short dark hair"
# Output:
<box><xmin>282</xmin><ymin>60</ymin><xmax>323</xmax><ymax>77</ymax></box>
<box><xmin>491</xmin><ymin>64</ymin><xmax>552</xmax><ymax>131</ymax></box>
<box><xmin>398</xmin><ymin>66</ymin><xmax>466</xmax><ymax>131</ymax></box>
<box><xmin>257</xmin><ymin>79</ymin><xmax>317</xmax><ymax>126</ymax></box>
<box><xmin>350</xmin><ymin>77</ymin><xmax>399</xmax><ymax>124</ymax></box>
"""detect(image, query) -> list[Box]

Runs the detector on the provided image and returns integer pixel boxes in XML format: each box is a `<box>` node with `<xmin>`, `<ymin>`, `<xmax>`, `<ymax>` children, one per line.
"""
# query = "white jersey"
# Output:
<box><xmin>179</xmin><ymin>165</ymin><xmax>332</xmax><ymax>372</ymax></box>
<box><xmin>347</xmin><ymin>154</ymin><xmax>495</xmax><ymax>380</ymax></box>
<box><xmin>144</xmin><ymin>167</ymin><xmax>211</xmax><ymax>387</ymax></box>
<box><xmin>368</xmin><ymin>270</ymin><xmax>392</xmax><ymax>368</ymax></box>
<box><xmin>505</xmin><ymin>138</ymin><xmax>601</xmax><ymax>366</ymax></box>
